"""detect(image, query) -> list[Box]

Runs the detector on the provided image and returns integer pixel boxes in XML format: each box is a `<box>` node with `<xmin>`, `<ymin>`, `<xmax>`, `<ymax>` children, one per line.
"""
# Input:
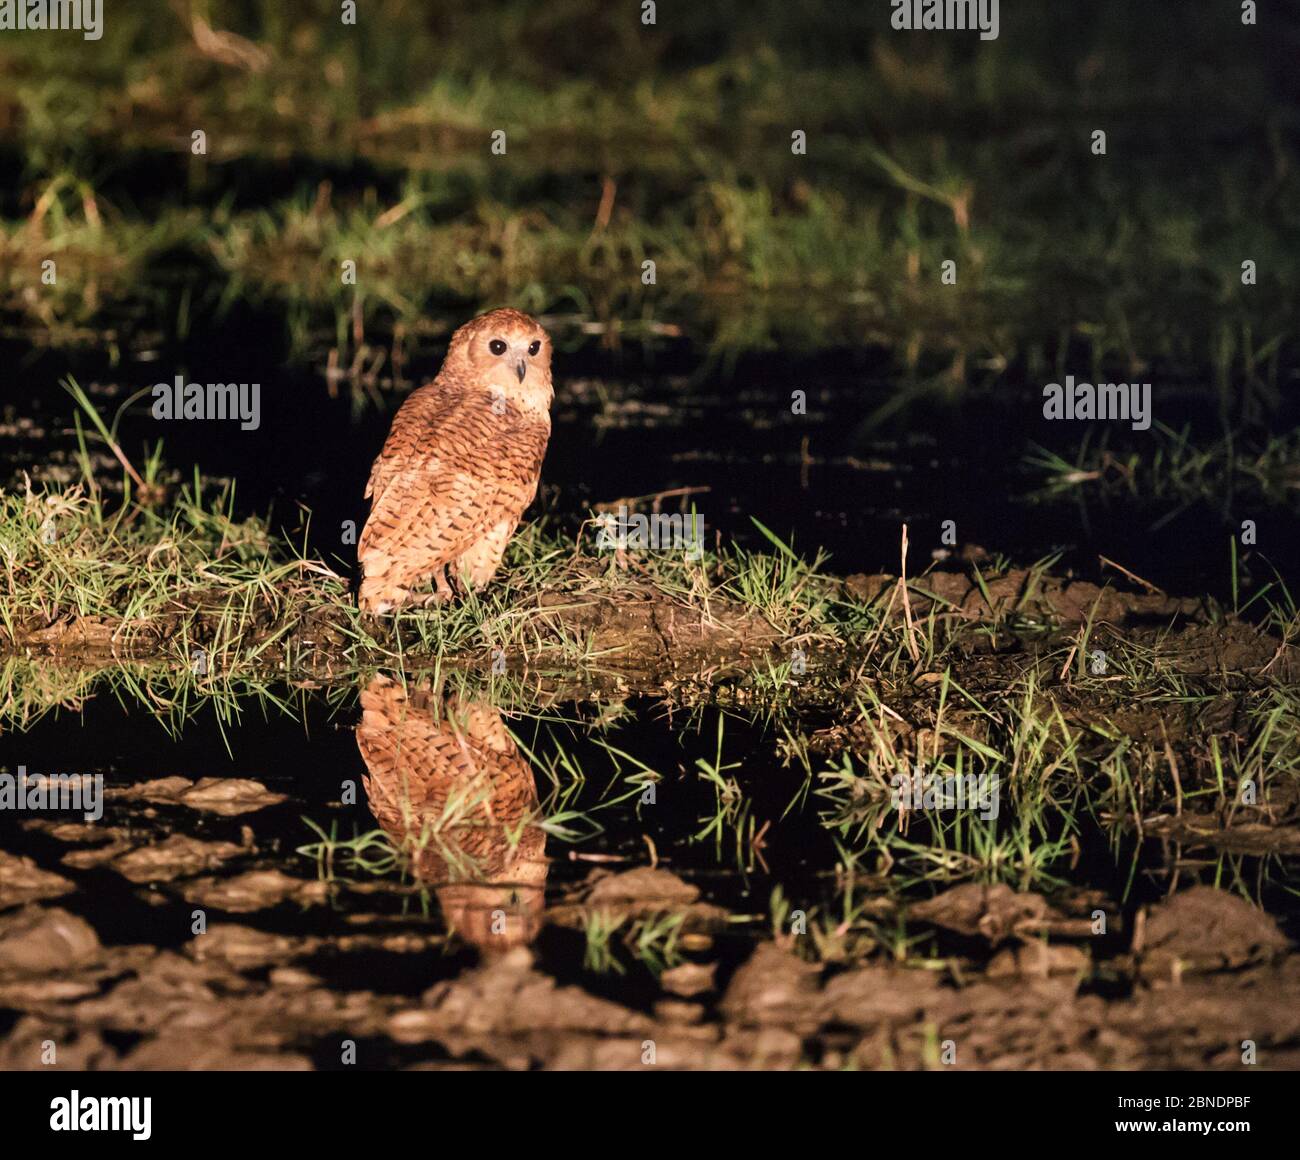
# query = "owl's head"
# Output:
<box><xmin>447</xmin><ymin>308</ymin><xmax>553</xmax><ymax>413</ymax></box>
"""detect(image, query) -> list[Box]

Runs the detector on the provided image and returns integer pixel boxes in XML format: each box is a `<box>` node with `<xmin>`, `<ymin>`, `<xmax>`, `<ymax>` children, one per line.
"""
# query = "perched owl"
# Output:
<box><xmin>358</xmin><ymin>308</ymin><xmax>553</xmax><ymax>613</ymax></box>
<box><xmin>356</xmin><ymin>675</ymin><xmax>548</xmax><ymax>952</ymax></box>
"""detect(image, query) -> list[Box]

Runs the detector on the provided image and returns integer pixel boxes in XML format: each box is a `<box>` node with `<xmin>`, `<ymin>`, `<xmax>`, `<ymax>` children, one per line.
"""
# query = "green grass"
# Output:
<box><xmin>0</xmin><ymin>389</ymin><xmax>871</xmax><ymax>726</ymax></box>
<box><xmin>1</xmin><ymin>2</ymin><xmax>1294</xmax><ymax>388</ymax></box>
<box><xmin>1026</xmin><ymin>423</ymin><xmax>1300</xmax><ymax>514</ymax></box>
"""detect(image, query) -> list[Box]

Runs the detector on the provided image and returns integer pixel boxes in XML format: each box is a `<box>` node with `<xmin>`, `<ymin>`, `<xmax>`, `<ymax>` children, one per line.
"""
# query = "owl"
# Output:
<box><xmin>356</xmin><ymin>675</ymin><xmax>548</xmax><ymax>952</ymax></box>
<box><xmin>358</xmin><ymin>308</ymin><xmax>553</xmax><ymax>614</ymax></box>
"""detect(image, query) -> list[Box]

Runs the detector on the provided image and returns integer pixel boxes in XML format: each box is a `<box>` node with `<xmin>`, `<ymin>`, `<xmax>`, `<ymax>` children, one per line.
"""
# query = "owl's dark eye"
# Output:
<box><xmin>488</xmin><ymin>339</ymin><xmax>507</xmax><ymax>356</ymax></box>
<box><xmin>527</xmin><ymin>340</ymin><xmax>541</xmax><ymax>356</ymax></box>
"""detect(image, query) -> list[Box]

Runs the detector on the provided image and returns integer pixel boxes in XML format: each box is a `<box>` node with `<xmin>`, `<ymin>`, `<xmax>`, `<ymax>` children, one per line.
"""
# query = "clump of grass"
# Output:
<box><xmin>580</xmin><ymin>908</ymin><xmax>688</xmax><ymax>976</ymax></box>
<box><xmin>0</xmin><ymin>469</ymin><xmax>343</xmax><ymax>650</ymax></box>
<box><xmin>1</xmin><ymin>384</ymin><xmax>891</xmax><ymax>707</ymax></box>
<box><xmin>1025</xmin><ymin>424</ymin><xmax>1300</xmax><ymax>513</ymax></box>
<box><xmin>805</xmin><ymin>590</ymin><xmax>1300</xmax><ymax>907</ymax></box>
<box><xmin>0</xmin><ymin>176</ymin><xmax>203</xmax><ymax>344</ymax></box>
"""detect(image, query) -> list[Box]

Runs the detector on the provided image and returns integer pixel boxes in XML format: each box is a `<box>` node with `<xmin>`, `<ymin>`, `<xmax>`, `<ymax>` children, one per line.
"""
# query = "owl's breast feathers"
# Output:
<box><xmin>359</xmin><ymin>372</ymin><xmax>549</xmax><ymax>570</ymax></box>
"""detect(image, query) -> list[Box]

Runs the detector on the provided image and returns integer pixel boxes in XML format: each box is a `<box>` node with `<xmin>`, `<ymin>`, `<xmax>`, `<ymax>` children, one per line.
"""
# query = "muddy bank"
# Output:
<box><xmin>3</xmin><ymin>756</ymin><xmax>1296</xmax><ymax>1071</ymax></box>
<box><xmin>1</xmin><ymin>882</ymin><xmax>1294</xmax><ymax>1070</ymax></box>
<box><xmin>6</xmin><ymin>559</ymin><xmax>1297</xmax><ymax>704</ymax></box>
<box><xmin>4</xmin><ymin>566</ymin><xmax>786</xmax><ymax>695</ymax></box>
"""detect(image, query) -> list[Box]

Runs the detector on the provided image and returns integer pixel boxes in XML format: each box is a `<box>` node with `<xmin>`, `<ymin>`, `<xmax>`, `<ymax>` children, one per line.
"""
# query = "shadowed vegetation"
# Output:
<box><xmin>1</xmin><ymin>1</ymin><xmax>1295</xmax><ymax>393</ymax></box>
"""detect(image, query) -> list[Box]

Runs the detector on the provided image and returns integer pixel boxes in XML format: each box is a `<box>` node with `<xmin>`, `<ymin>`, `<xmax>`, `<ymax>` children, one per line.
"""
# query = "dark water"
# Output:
<box><xmin>6</xmin><ymin>307</ymin><xmax>1298</xmax><ymax>604</ymax></box>
<box><xmin>6</xmin><ymin>676</ymin><xmax>1289</xmax><ymax>955</ymax></box>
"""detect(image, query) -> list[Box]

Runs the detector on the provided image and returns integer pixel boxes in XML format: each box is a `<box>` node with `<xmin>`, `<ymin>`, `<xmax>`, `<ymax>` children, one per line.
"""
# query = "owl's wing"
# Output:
<box><xmin>360</xmin><ymin>376</ymin><xmax>548</xmax><ymax>572</ymax></box>
<box><xmin>363</xmin><ymin>382</ymin><xmax>452</xmax><ymax>503</ymax></box>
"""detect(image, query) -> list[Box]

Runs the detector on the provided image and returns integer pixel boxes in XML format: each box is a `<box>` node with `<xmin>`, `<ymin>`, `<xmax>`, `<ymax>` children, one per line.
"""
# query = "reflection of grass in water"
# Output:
<box><xmin>0</xmin><ymin>655</ymin><xmax>101</xmax><ymax>732</ymax></box>
<box><xmin>294</xmin><ymin>820</ymin><xmax>443</xmax><ymax>922</ymax></box>
<box><xmin>297</xmin><ymin>818</ymin><xmax>399</xmax><ymax>881</ymax></box>
<box><xmin>582</xmin><ymin>909</ymin><xmax>686</xmax><ymax>976</ymax></box>
<box><xmin>1026</xmin><ymin>424</ymin><xmax>1300</xmax><ymax>514</ymax></box>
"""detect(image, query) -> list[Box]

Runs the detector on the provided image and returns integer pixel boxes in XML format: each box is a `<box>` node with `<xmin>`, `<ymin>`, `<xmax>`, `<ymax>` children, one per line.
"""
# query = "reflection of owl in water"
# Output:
<box><xmin>355</xmin><ymin>675</ymin><xmax>547</xmax><ymax>953</ymax></box>
<box><xmin>357</xmin><ymin>309</ymin><xmax>553</xmax><ymax>614</ymax></box>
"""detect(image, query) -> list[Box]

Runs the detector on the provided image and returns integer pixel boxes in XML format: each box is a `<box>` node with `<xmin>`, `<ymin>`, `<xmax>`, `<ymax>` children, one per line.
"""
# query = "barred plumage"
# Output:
<box><xmin>356</xmin><ymin>675</ymin><xmax>547</xmax><ymax>952</ymax></box>
<box><xmin>358</xmin><ymin>308</ymin><xmax>552</xmax><ymax>613</ymax></box>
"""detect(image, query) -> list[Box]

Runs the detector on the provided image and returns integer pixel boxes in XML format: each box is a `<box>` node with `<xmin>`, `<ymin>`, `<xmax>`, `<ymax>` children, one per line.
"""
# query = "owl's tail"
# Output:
<box><xmin>357</xmin><ymin>576</ymin><xmax>391</xmax><ymax>614</ymax></box>
<box><xmin>358</xmin><ymin>554</ymin><xmax>454</xmax><ymax>614</ymax></box>
<box><xmin>357</xmin><ymin>559</ymin><xmax>408</xmax><ymax>614</ymax></box>
<box><xmin>356</xmin><ymin>539</ymin><xmax>394</xmax><ymax>613</ymax></box>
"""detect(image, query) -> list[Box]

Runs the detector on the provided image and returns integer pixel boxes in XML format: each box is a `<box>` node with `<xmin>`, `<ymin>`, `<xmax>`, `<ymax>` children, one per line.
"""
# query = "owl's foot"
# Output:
<box><xmin>398</xmin><ymin>570</ymin><xmax>457</xmax><ymax>609</ymax></box>
<box><xmin>358</xmin><ymin>567</ymin><xmax>458</xmax><ymax>614</ymax></box>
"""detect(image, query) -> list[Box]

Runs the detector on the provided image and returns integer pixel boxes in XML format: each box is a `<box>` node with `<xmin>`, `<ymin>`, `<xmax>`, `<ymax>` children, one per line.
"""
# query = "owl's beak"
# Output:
<box><xmin>515</xmin><ymin>359</ymin><xmax>527</xmax><ymax>383</ymax></box>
